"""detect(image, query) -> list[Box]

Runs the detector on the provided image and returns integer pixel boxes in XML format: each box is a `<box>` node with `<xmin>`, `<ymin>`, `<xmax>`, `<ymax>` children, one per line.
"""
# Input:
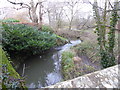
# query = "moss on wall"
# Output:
<box><xmin>0</xmin><ymin>46</ymin><xmax>27</xmax><ymax>89</ymax></box>
<box><xmin>0</xmin><ymin>47</ymin><xmax>20</xmax><ymax>79</ymax></box>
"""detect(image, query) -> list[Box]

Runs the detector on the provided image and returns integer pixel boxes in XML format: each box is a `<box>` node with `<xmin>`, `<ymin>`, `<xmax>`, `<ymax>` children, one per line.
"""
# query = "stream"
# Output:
<box><xmin>17</xmin><ymin>40</ymin><xmax>81</xmax><ymax>88</ymax></box>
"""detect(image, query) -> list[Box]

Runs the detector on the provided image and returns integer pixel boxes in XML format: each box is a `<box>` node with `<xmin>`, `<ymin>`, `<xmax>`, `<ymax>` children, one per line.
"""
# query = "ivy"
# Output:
<box><xmin>93</xmin><ymin>1</ymin><xmax>118</xmax><ymax>68</ymax></box>
<box><xmin>1</xmin><ymin>64</ymin><xmax>26</xmax><ymax>89</ymax></box>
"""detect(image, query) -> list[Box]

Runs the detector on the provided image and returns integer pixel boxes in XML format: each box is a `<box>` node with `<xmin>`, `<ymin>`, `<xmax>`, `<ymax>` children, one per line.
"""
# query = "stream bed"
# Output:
<box><xmin>17</xmin><ymin>40</ymin><xmax>81</xmax><ymax>88</ymax></box>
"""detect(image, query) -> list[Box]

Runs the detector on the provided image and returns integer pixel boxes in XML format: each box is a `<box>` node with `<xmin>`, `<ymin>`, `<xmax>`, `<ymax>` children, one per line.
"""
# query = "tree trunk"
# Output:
<box><xmin>38</xmin><ymin>2</ymin><xmax>43</xmax><ymax>30</ymax></box>
<box><xmin>30</xmin><ymin>0</ymin><xmax>38</xmax><ymax>23</ymax></box>
<box><xmin>117</xmin><ymin>20</ymin><xmax>120</xmax><ymax>53</ymax></box>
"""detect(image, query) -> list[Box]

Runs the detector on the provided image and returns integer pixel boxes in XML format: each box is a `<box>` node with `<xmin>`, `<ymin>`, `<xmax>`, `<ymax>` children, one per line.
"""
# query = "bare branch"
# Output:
<box><xmin>107</xmin><ymin>9</ymin><xmax>120</xmax><ymax>12</ymax></box>
<box><xmin>35</xmin><ymin>3</ymin><xmax>39</xmax><ymax>9</ymax></box>
<box><xmin>86</xmin><ymin>24</ymin><xmax>120</xmax><ymax>31</ymax></box>
<box><xmin>85</xmin><ymin>0</ymin><xmax>104</xmax><ymax>11</ymax></box>
<box><xmin>79</xmin><ymin>16</ymin><xmax>91</xmax><ymax>30</ymax></box>
<box><xmin>108</xmin><ymin>0</ymin><xmax>114</xmax><ymax>9</ymax></box>
<box><xmin>7</xmin><ymin>0</ymin><xmax>30</xmax><ymax>8</ymax></box>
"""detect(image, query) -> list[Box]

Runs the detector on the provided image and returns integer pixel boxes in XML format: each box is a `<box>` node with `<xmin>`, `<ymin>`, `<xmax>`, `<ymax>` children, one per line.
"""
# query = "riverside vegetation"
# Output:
<box><xmin>1</xmin><ymin>18</ymin><xmax>67</xmax><ymax>88</ymax></box>
<box><xmin>1</xmin><ymin>0</ymin><xmax>120</xmax><ymax>88</ymax></box>
<box><xmin>60</xmin><ymin>29</ymin><xmax>118</xmax><ymax>80</ymax></box>
<box><xmin>0</xmin><ymin>47</ymin><xmax>26</xmax><ymax>89</ymax></box>
<box><xmin>1</xmin><ymin>1</ymin><xmax>119</xmax><ymax>86</ymax></box>
<box><xmin>1</xmin><ymin>16</ymin><xmax>119</xmax><ymax>88</ymax></box>
<box><xmin>60</xmin><ymin>1</ymin><xmax>119</xmax><ymax>80</ymax></box>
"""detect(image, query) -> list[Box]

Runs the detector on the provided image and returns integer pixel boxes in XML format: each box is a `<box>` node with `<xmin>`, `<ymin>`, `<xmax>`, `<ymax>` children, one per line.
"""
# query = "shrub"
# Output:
<box><xmin>42</xmin><ymin>25</ymin><xmax>53</xmax><ymax>33</ymax></box>
<box><xmin>1</xmin><ymin>18</ymin><xmax>20</xmax><ymax>23</ymax></box>
<box><xmin>2</xmin><ymin>24</ymin><xmax>57</xmax><ymax>59</ymax></box>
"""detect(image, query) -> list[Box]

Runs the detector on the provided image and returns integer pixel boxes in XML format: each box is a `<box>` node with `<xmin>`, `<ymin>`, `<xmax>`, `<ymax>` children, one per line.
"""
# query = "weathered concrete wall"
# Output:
<box><xmin>42</xmin><ymin>65</ymin><xmax>119</xmax><ymax>88</ymax></box>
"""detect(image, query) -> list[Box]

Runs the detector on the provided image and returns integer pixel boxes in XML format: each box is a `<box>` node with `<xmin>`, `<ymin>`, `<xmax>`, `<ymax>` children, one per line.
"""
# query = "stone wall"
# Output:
<box><xmin>42</xmin><ymin>65</ymin><xmax>119</xmax><ymax>88</ymax></box>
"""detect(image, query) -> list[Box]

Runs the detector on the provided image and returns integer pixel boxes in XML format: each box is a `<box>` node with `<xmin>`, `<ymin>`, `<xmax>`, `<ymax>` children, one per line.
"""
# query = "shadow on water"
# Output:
<box><xmin>17</xmin><ymin>40</ymin><xmax>81</xmax><ymax>88</ymax></box>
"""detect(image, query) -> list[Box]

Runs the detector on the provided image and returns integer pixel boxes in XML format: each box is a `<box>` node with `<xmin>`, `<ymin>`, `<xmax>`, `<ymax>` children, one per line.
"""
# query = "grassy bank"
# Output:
<box><xmin>73</xmin><ymin>29</ymin><xmax>100</xmax><ymax>64</ymax></box>
<box><xmin>61</xmin><ymin>29</ymin><xmax>118</xmax><ymax>81</ymax></box>
<box><xmin>61</xmin><ymin>50</ymin><xmax>77</xmax><ymax>80</ymax></box>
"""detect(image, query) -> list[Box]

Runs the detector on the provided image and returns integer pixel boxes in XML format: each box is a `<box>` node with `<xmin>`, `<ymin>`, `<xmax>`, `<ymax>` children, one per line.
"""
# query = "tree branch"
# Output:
<box><xmin>107</xmin><ymin>9</ymin><xmax>120</xmax><ymax>12</ymax></box>
<box><xmin>7</xmin><ymin>0</ymin><xmax>30</xmax><ymax>8</ymax></box>
<box><xmin>35</xmin><ymin>3</ymin><xmax>39</xmax><ymax>9</ymax></box>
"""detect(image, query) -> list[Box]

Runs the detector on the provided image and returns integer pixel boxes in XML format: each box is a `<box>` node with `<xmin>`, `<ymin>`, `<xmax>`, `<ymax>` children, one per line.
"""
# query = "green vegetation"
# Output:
<box><xmin>0</xmin><ymin>47</ymin><xmax>26</xmax><ymax>89</ymax></box>
<box><xmin>93</xmin><ymin>1</ymin><xmax>118</xmax><ymax>68</ymax></box>
<box><xmin>0</xmin><ymin>0</ymin><xmax>119</xmax><ymax>88</ymax></box>
<box><xmin>42</xmin><ymin>25</ymin><xmax>54</xmax><ymax>33</ymax></box>
<box><xmin>0</xmin><ymin>18</ymin><xmax>20</xmax><ymax>23</ymax></box>
<box><xmin>42</xmin><ymin>25</ymin><xmax>67</xmax><ymax>45</ymax></box>
<box><xmin>2</xmin><ymin>24</ymin><xmax>58</xmax><ymax>59</ymax></box>
<box><xmin>1</xmin><ymin>19</ymin><xmax>67</xmax><ymax>88</ymax></box>
<box><xmin>2</xmin><ymin>22</ymin><xmax>67</xmax><ymax>68</ymax></box>
<box><xmin>55</xmin><ymin>34</ymin><xmax>67</xmax><ymax>46</ymax></box>
<box><xmin>73</xmin><ymin>41</ymin><xmax>100</xmax><ymax>63</ymax></box>
<box><xmin>0</xmin><ymin>47</ymin><xmax>20</xmax><ymax>78</ymax></box>
<box><xmin>61</xmin><ymin>50</ymin><xmax>75</xmax><ymax>80</ymax></box>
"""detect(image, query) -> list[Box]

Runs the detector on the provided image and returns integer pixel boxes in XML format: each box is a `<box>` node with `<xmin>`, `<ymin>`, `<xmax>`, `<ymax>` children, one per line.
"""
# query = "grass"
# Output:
<box><xmin>59</xmin><ymin>28</ymin><xmax>118</xmax><ymax>81</ymax></box>
<box><xmin>73</xmin><ymin>40</ymin><xmax>100</xmax><ymax>63</ymax></box>
<box><xmin>60</xmin><ymin>29</ymin><xmax>101</xmax><ymax>80</ymax></box>
<box><xmin>61</xmin><ymin>50</ymin><xmax>75</xmax><ymax>80</ymax></box>
<box><xmin>73</xmin><ymin>29</ymin><xmax>100</xmax><ymax>63</ymax></box>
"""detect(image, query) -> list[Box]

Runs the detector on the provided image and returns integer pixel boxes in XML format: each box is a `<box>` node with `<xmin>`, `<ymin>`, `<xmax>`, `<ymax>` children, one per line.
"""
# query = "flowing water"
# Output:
<box><xmin>17</xmin><ymin>40</ymin><xmax>81</xmax><ymax>88</ymax></box>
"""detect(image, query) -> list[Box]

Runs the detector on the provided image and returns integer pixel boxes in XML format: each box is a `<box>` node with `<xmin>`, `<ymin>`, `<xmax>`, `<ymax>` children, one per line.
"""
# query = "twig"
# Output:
<box><xmin>22</xmin><ymin>64</ymin><xmax>26</xmax><ymax>77</ymax></box>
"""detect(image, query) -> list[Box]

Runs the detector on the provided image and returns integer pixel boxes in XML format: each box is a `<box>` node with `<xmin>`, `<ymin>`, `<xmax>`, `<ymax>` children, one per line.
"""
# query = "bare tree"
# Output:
<box><xmin>64</xmin><ymin>0</ymin><xmax>80</xmax><ymax>30</ymax></box>
<box><xmin>7</xmin><ymin>0</ymin><xmax>46</xmax><ymax>30</ymax></box>
<box><xmin>47</xmin><ymin>2</ymin><xmax>64</xmax><ymax>29</ymax></box>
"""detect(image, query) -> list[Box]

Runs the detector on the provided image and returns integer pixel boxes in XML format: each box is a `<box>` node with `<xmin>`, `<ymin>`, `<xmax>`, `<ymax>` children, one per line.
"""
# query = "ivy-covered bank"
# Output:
<box><xmin>0</xmin><ymin>47</ymin><xmax>27</xmax><ymax>89</ymax></box>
